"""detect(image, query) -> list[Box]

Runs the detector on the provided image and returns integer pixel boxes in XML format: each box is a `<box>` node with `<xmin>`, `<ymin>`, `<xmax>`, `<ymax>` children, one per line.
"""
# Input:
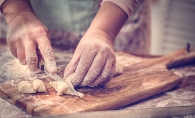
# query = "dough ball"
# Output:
<box><xmin>18</xmin><ymin>81</ymin><xmax>36</xmax><ymax>93</ymax></box>
<box><xmin>114</xmin><ymin>63</ymin><xmax>123</xmax><ymax>77</ymax></box>
<box><xmin>32</xmin><ymin>79</ymin><xmax>46</xmax><ymax>93</ymax></box>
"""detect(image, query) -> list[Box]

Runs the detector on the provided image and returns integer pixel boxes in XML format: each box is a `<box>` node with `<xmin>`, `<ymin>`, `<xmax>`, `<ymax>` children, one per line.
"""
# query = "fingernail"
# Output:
<box><xmin>20</xmin><ymin>60</ymin><xmax>27</xmax><ymax>65</ymax></box>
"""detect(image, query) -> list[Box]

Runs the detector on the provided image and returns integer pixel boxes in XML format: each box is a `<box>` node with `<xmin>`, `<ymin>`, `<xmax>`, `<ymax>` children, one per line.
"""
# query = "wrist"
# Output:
<box><xmin>84</xmin><ymin>28</ymin><xmax>115</xmax><ymax>47</ymax></box>
<box><xmin>2</xmin><ymin>0</ymin><xmax>34</xmax><ymax>25</ymax></box>
<box><xmin>88</xmin><ymin>2</ymin><xmax>127</xmax><ymax>42</ymax></box>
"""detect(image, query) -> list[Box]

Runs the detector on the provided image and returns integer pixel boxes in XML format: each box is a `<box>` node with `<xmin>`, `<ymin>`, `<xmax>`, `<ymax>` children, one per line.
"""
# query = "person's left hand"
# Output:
<box><xmin>63</xmin><ymin>29</ymin><xmax>116</xmax><ymax>87</ymax></box>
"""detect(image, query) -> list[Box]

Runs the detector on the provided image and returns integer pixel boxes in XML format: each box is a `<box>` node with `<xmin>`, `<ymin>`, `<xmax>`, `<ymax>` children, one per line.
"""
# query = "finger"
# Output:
<box><xmin>24</xmin><ymin>39</ymin><xmax>38</xmax><ymax>72</ymax></box>
<box><xmin>7</xmin><ymin>37</ymin><xmax>26</xmax><ymax>65</ymax></box>
<box><xmin>89</xmin><ymin>58</ymin><xmax>115</xmax><ymax>87</ymax></box>
<box><xmin>63</xmin><ymin>46</ymin><xmax>82</xmax><ymax>81</ymax></box>
<box><xmin>79</xmin><ymin>53</ymin><xmax>106</xmax><ymax>86</ymax></box>
<box><xmin>16</xmin><ymin>43</ymin><xmax>26</xmax><ymax>65</ymax></box>
<box><xmin>37</xmin><ymin>36</ymin><xmax>57</xmax><ymax>74</ymax></box>
<box><xmin>7</xmin><ymin>38</ymin><xmax>17</xmax><ymax>58</ymax></box>
<box><xmin>71</xmin><ymin>50</ymin><xmax>97</xmax><ymax>86</ymax></box>
<box><xmin>63</xmin><ymin>54</ymin><xmax>80</xmax><ymax>80</ymax></box>
<box><xmin>99</xmin><ymin>62</ymin><xmax>116</xmax><ymax>86</ymax></box>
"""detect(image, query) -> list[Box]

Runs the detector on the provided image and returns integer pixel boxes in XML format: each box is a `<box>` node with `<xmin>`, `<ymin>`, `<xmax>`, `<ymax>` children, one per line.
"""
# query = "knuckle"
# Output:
<box><xmin>6</xmin><ymin>36</ymin><xmax>19</xmax><ymax>46</ymax></box>
<box><xmin>103</xmin><ymin>45</ymin><xmax>111</xmax><ymax>52</ymax></box>
<box><xmin>41</xmin><ymin>46</ymin><xmax>54</xmax><ymax>55</ymax></box>
<box><xmin>100</xmin><ymin>45</ymin><xmax>114</xmax><ymax>55</ymax></box>
<box><xmin>84</xmin><ymin>45</ymin><xmax>98</xmax><ymax>54</ymax></box>
<box><xmin>110</xmin><ymin>54</ymin><xmax>116</xmax><ymax>61</ymax></box>
<box><xmin>34</xmin><ymin>26</ymin><xmax>48</xmax><ymax>33</ymax></box>
<box><xmin>92</xmin><ymin>43</ymin><xmax>100</xmax><ymax>49</ymax></box>
<box><xmin>31</xmin><ymin>26</ymin><xmax>48</xmax><ymax>37</ymax></box>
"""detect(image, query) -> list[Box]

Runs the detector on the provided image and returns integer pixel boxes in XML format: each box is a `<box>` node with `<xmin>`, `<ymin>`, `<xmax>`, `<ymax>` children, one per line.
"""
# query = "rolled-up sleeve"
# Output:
<box><xmin>101</xmin><ymin>0</ymin><xmax>142</xmax><ymax>17</ymax></box>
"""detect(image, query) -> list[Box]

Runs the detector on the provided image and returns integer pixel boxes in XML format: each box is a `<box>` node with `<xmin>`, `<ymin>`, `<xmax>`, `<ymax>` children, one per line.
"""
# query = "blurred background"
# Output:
<box><xmin>0</xmin><ymin>0</ymin><xmax>195</xmax><ymax>55</ymax></box>
<box><xmin>150</xmin><ymin>0</ymin><xmax>195</xmax><ymax>55</ymax></box>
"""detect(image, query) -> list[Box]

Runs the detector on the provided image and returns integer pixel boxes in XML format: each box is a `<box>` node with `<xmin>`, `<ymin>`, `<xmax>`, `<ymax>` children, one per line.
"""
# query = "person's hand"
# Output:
<box><xmin>63</xmin><ymin>29</ymin><xmax>116</xmax><ymax>87</ymax></box>
<box><xmin>6</xmin><ymin>11</ymin><xmax>57</xmax><ymax>74</ymax></box>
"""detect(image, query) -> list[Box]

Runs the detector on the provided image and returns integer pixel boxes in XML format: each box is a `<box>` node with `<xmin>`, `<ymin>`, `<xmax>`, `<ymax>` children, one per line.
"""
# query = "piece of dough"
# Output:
<box><xmin>114</xmin><ymin>63</ymin><xmax>123</xmax><ymax>77</ymax></box>
<box><xmin>32</xmin><ymin>79</ymin><xmax>46</xmax><ymax>93</ymax></box>
<box><xmin>65</xmin><ymin>73</ymin><xmax>84</xmax><ymax>98</ymax></box>
<box><xmin>50</xmin><ymin>81</ymin><xmax>84</xmax><ymax>98</ymax></box>
<box><xmin>50</xmin><ymin>81</ymin><xmax>71</xmax><ymax>95</ymax></box>
<box><xmin>50</xmin><ymin>74</ymin><xmax>84</xmax><ymax>98</ymax></box>
<box><xmin>49</xmin><ymin>63</ymin><xmax>123</xmax><ymax>97</ymax></box>
<box><xmin>18</xmin><ymin>81</ymin><xmax>36</xmax><ymax>93</ymax></box>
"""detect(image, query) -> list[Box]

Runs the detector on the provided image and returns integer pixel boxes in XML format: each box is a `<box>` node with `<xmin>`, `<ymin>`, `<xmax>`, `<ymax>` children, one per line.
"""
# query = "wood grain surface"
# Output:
<box><xmin>0</xmin><ymin>47</ymin><xmax>194</xmax><ymax>116</ymax></box>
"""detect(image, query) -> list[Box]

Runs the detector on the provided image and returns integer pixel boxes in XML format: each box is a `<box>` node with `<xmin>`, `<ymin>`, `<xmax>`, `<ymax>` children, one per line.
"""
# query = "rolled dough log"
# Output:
<box><xmin>32</xmin><ymin>79</ymin><xmax>46</xmax><ymax>93</ymax></box>
<box><xmin>18</xmin><ymin>81</ymin><xmax>36</xmax><ymax>93</ymax></box>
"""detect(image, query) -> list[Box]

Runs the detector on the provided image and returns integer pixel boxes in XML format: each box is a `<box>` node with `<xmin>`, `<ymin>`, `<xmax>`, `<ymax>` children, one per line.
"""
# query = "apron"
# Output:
<box><xmin>30</xmin><ymin>0</ymin><xmax>99</xmax><ymax>32</ymax></box>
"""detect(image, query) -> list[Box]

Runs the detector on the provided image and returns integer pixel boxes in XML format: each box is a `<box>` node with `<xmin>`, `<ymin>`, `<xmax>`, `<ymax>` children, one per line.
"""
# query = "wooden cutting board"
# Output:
<box><xmin>0</xmin><ymin>47</ymin><xmax>194</xmax><ymax>116</ymax></box>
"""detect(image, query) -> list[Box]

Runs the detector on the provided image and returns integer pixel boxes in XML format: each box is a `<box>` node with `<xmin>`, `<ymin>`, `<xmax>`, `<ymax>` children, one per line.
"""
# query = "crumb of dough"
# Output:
<box><xmin>18</xmin><ymin>81</ymin><xmax>36</xmax><ymax>93</ymax></box>
<box><xmin>32</xmin><ymin>79</ymin><xmax>46</xmax><ymax>93</ymax></box>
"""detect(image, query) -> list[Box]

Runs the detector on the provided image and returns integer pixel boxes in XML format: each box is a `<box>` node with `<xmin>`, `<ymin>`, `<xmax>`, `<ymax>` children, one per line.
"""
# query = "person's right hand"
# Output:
<box><xmin>6</xmin><ymin>11</ymin><xmax>57</xmax><ymax>74</ymax></box>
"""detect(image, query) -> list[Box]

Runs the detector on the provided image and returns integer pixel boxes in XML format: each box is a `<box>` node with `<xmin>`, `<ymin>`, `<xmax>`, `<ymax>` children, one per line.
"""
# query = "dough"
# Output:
<box><xmin>18</xmin><ymin>79</ymin><xmax>46</xmax><ymax>93</ymax></box>
<box><xmin>18</xmin><ymin>81</ymin><xmax>36</xmax><ymax>93</ymax></box>
<box><xmin>32</xmin><ymin>79</ymin><xmax>46</xmax><ymax>93</ymax></box>
<box><xmin>50</xmin><ymin>74</ymin><xmax>84</xmax><ymax>98</ymax></box>
<box><xmin>114</xmin><ymin>63</ymin><xmax>123</xmax><ymax>77</ymax></box>
<box><xmin>50</xmin><ymin>81</ymin><xmax>72</xmax><ymax>95</ymax></box>
<box><xmin>49</xmin><ymin>63</ymin><xmax>123</xmax><ymax>97</ymax></box>
<box><xmin>65</xmin><ymin>73</ymin><xmax>84</xmax><ymax>98</ymax></box>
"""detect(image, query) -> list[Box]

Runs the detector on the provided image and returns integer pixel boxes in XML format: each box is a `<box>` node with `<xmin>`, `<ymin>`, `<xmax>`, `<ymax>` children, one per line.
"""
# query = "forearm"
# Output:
<box><xmin>87</xmin><ymin>2</ymin><xmax>128</xmax><ymax>43</ymax></box>
<box><xmin>1</xmin><ymin>0</ymin><xmax>34</xmax><ymax>25</ymax></box>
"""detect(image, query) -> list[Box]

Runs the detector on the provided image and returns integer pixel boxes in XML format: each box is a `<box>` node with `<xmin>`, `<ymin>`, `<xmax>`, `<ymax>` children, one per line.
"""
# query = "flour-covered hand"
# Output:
<box><xmin>63</xmin><ymin>29</ymin><xmax>116</xmax><ymax>87</ymax></box>
<box><xmin>6</xmin><ymin>12</ymin><xmax>57</xmax><ymax>74</ymax></box>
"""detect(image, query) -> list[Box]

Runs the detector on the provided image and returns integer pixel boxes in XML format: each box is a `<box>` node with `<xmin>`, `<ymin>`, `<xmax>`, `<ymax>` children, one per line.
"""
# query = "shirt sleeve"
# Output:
<box><xmin>101</xmin><ymin>0</ymin><xmax>142</xmax><ymax>17</ymax></box>
<box><xmin>0</xmin><ymin>0</ymin><xmax>6</xmax><ymax>12</ymax></box>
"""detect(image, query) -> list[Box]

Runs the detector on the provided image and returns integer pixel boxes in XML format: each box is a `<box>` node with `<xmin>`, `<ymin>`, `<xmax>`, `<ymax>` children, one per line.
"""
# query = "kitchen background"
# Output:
<box><xmin>0</xmin><ymin>0</ymin><xmax>195</xmax><ymax>55</ymax></box>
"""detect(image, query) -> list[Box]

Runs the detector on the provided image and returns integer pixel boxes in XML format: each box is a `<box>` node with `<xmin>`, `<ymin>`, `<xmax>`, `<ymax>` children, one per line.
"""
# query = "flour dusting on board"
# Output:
<box><xmin>0</xmin><ymin>49</ymin><xmax>66</xmax><ymax>86</ymax></box>
<box><xmin>0</xmin><ymin>50</ymin><xmax>29</xmax><ymax>82</ymax></box>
